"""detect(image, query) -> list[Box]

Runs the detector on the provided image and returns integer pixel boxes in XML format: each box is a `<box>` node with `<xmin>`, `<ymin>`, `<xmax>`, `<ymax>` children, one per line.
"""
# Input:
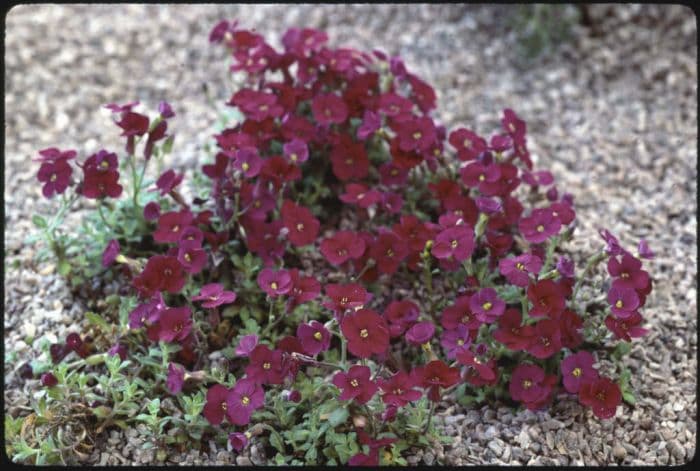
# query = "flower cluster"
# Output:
<box><xmin>32</xmin><ymin>20</ymin><xmax>654</xmax><ymax>465</ymax></box>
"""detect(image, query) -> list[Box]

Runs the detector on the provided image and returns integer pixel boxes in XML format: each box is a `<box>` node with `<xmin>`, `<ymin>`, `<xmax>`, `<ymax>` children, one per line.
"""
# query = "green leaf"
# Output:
<box><xmin>622</xmin><ymin>391</ymin><xmax>636</xmax><ymax>405</ymax></box>
<box><xmin>162</xmin><ymin>135</ymin><xmax>175</xmax><ymax>155</ymax></box>
<box><xmin>85</xmin><ymin>311</ymin><xmax>110</xmax><ymax>332</ymax></box>
<box><xmin>327</xmin><ymin>407</ymin><xmax>349</xmax><ymax>427</ymax></box>
<box><xmin>269</xmin><ymin>430</ymin><xmax>286</xmax><ymax>454</ymax></box>
<box><xmin>57</xmin><ymin>259</ymin><xmax>71</xmax><ymax>276</ymax></box>
<box><xmin>32</xmin><ymin>215</ymin><xmax>48</xmax><ymax>229</ymax></box>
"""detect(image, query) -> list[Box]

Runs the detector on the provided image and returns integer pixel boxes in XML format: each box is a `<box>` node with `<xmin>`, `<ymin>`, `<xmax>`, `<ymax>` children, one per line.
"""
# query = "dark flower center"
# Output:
<box><xmin>596</xmin><ymin>391</ymin><xmax>605</xmax><ymax>401</ymax></box>
<box><xmin>221</xmin><ymin>401</ymin><xmax>227</xmax><ymax>410</ymax></box>
<box><xmin>540</xmin><ymin>337</ymin><xmax>550</xmax><ymax>346</ymax></box>
<box><xmin>173</xmin><ymin>322</ymin><xmax>183</xmax><ymax>333</ymax></box>
<box><xmin>394</xmin><ymin>388</ymin><xmax>403</xmax><ymax>395</ymax></box>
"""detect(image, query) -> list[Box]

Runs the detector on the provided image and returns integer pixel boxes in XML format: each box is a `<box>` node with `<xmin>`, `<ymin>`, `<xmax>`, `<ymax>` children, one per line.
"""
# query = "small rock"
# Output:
<box><xmin>488</xmin><ymin>439</ymin><xmax>504</xmax><ymax>457</ymax></box>
<box><xmin>423</xmin><ymin>452</ymin><xmax>435</xmax><ymax>465</ymax></box>
<box><xmin>612</xmin><ymin>444</ymin><xmax>627</xmax><ymax>460</ymax></box>
<box><xmin>235</xmin><ymin>456</ymin><xmax>252</xmax><ymax>466</ymax></box>
<box><xmin>667</xmin><ymin>440</ymin><xmax>685</xmax><ymax>461</ymax></box>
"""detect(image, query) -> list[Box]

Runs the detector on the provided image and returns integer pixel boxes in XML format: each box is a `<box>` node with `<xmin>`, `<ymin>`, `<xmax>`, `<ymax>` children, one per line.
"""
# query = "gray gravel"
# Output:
<box><xmin>4</xmin><ymin>4</ymin><xmax>696</xmax><ymax>466</ymax></box>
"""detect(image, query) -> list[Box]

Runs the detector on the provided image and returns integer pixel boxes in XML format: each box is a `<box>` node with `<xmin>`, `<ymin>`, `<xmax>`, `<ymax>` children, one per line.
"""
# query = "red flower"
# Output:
<box><xmin>502</xmin><ymin>108</ymin><xmax>526</xmax><ymax>138</ymax></box>
<box><xmin>341</xmin><ymin>309</ymin><xmax>389</xmax><ymax>359</ymax></box>
<box><xmin>607</xmin><ymin>253</ymin><xmax>650</xmax><ymax>290</ymax></box>
<box><xmin>260</xmin><ymin>156</ymin><xmax>302</xmax><ymax>188</ymax></box>
<box><xmin>385</xmin><ymin>300</ymin><xmax>420</xmax><ymax>337</ymax></box>
<box><xmin>133</xmin><ymin>255</ymin><xmax>186</xmax><ymax>297</ymax></box>
<box><xmin>456</xmin><ymin>349</ymin><xmax>496</xmax><ymax>383</ymax></box>
<box><xmin>297</xmin><ymin>320</ymin><xmax>331</xmax><ymax>356</ymax></box>
<box><xmin>203</xmin><ymin>384</ymin><xmax>231</xmax><ymax>425</ymax></box>
<box><xmin>527</xmin><ymin>280</ymin><xmax>567</xmax><ymax>317</ymax></box>
<box><xmin>526</xmin><ymin>319</ymin><xmax>562</xmax><ymax>359</ymax></box>
<box><xmin>378</xmin><ymin>371</ymin><xmax>422</xmax><ymax>407</ymax></box>
<box><xmin>395</xmin><ymin>116</ymin><xmax>436</xmax><ymax>153</ymax></box>
<box><xmin>226</xmin><ymin>378</ymin><xmax>265</xmax><ymax>425</ymax></box>
<box><xmin>286</xmin><ymin>269</ymin><xmax>320</xmax><ymax>312</ymax></box>
<box><xmin>509</xmin><ymin>364</ymin><xmax>557</xmax><ymax>410</ymax></box>
<box><xmin>229</xmin><ymin>89</ymin><xmax>283</xmax><ymax>121</ymax></box>
<box><xmin>320</xmin><ymin>230</ymin><xmax>366</xmax><ymax>266</ymax></box>
<box><xmin>322</xmin><ymin>283</ymin><xmax>371</xmax><ymax>315</ymax></box>
<box><xmin>441</xmin><ymin>295</ymin><xmax>482</xmax><ymax>330</ymax></box>
<box><xmin>330</xmin><ymin>134</ymin><xmax>369</xmax><ymax>181</ymax></box>
<box><xmin>493</xmin><ymin>308</ymin><xmax>535</xmax><ymax>351</ymax></box>
<box><xmin>519</xmin><ymin>208</ymin><xmax>561</xmax><ymax>244</ymax></box>
<box><xmin>81</xmin><ymin>151</ymin><xmax>123</xmax><ymax>199</ymax></box>
<box><xmin>332</xmin><ymin>365</ymin><xmax>378</xmax><ymax>404</ymax></box>
<box><xmin>578</xmin><ymin>377</ymin><xmax>622</xmax><ymax>419</ymax></box>
<box><xmin>369</xmin><ymin>231</ymin><xmax>408</xmax><ymax>275</ymax></box>
<box><xmin>604</xmin><ymin>313</ymin><xmax>648</xmax><ymax>341</ymax></box>
<box><xmin>312</xmin><ymin>93</ymin><xmax>348</xmax><ymax>126</ymax></box>
<box><xmin>37</xmin><ymin>159</ymin><xmax>73</xmax><ymax>198</ymax></box>
<box><xmin>257</xmin><ymin>268</ymin><xmax>292</xmax><ymax>297</ymax></box>
<box><xmin>607</xmin><ymin>282</ymin><xmax>640</xmax><ymax>318</ymax></box>
<box><xmin>561</xmin><ymin>351</ymin><xmax>598</xmax><ymax>394</ymax></box>
<box><xmin>552</xmin><ymin>309</ymin><xmax>584</xmax><ymax>349</ymax></box>
<box><xmin>245</xmin><ymin>345</ymin><xmax>287</xmax><ymax>385</ymax></box>
<box><xmin>281</xmin><ymin>200</ymin><xmax>320</xmax><ymax>247</ymax></box>
<box><xmin>420</xmin><ymin>360</ymin><xmax>460</xmax><ymax>402</ymax></box>
<box><xmin>431</xmin><ymin>225</ymin><xmax>475</xmax><ymax>263</ymax></box>
<box><xmin>156</xmin><ymin>306</ymin><xmax>192</xmax><ymax>343</ymax></box>
<box><xmin>177</xmin><ymin>246</ymin><xmax>207</xmax><ymax>274</ymax></box>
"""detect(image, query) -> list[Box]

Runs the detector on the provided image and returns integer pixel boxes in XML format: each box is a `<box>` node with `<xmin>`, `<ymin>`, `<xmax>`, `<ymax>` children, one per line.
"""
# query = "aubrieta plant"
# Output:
<box><xmin>17</xmin><ymin>20</ymin><xmax>655</xmax><ymax>465</ymax></box>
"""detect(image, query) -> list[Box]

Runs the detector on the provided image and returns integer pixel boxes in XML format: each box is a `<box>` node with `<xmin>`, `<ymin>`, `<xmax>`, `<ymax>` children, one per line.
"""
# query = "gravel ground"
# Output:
<box><xmin>4</xmin><ymin>4</ymin><xmax>696</xmax><ymax>466</ymax></box>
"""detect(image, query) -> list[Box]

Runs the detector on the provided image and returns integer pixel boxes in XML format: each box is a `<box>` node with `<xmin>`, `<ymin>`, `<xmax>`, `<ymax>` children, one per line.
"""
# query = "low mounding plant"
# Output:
<box><xmin>16</xmin><ymin>19</ymin><xmax>654</xmax><ymax>465</ymax></box>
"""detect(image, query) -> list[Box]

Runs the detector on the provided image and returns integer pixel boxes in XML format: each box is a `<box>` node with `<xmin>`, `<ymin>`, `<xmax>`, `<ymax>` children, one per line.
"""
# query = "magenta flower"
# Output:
<box><xmin>177</xmin><ymin>246</ymin><xmax>207</xmax><ymax>274</ymax></box>
<box><xmin>385</xmin><ymin>300</ymin><xmax>420</xmax><ymax>337</ymax></box>
<box><xmin>312</xmin><ymin>93</ymin><xmax>348</xmax><ymax>126</ymax></box>
<box><xmin>449</xmin><ymin>128</ymin><xmax>487</xmax><ymax>161</ymax></box>
<box><xmin>607</xmin><ymin>282</ymin><xmax>640</xmax><ymax>318</ymax></box>
<box><xmin>283</xmin><ymin>139</ymin><xmax>309</xmax><ymax>164</ymax></box>
<box><xmin>598</xmin><ymin>228</ymin><xmax>623</xmax><ymax>256</ymax></box>
<box><xmin>369</xmin><ymin>231</ymin><xmax>408</xmax><ymax>275</ymax></box>
<box><xmin>607</xmin><ymin>253</ymin><xmax>650</xmax><ymax>290</ymax></box>
<box><xmin>379</xmin><ymin>163</ymin><xmax>409</xmax><ymax>187</ymax></box>
<box><xmin>178</xmin><ymin>226</ymin><xmax>204</xmax><ymax>249</ymax></box>
<box><xmin>519</xmin><ymin>208</ymin><xmax>561</xmax><ymax>244</ymax></box>
<box><xmin>378</xmin><ymin>92</ymin><xmax>413</xmax><ymax>118</ymax></box>
<box><xmin>339</xmin><ymin>183</ymin><xmax>382</xmax><ymax>208</ymax></box>
<box><xmin>431</xmin><ymin>225</ymin><xmax>474</xmax><ymax>262</ymax></box>
<box><xmin>229</xmin><ymin>432</ymin><xmax>248</xmax><ymax>452</ymax></box>
<box><xmin>638</xmin><ymin>239</ymin><xmax>655</xmax><ymax>259</ymax></box>
<box><xmin>158</xmin><ymin>101</ymin><xmax>175</xmax><ymax>118</ymax></box>
<box><xmin>226</xmin><ymin>378</ymin><xmax>265</xmax><ymax>426</ymax></box>
<box><xmin>561</xmin><ymin>351</ymin><xmax>598</xmax><ymax>394</ymax></box>
<box><xmin>456</xmin><ymin>349</ymin><xmax>497</xmax><ymax>383</ymax></box>
<box><xmin>281</xmin><ymin>200</ymin><xmax>320</xmax><ymax>247</ymax></box>
<box><xmin>341</xmin><ymin>309</ymin><xmax>389</xmax><ymax>359</ymax></box>
<box><xmin>332</xmin><ymin>365</ymin><xmax>378</xmax><ymax>404</ymax></box>
<box><xmin>156</xmin><ymin>306</ymin><xmax>192</xmax><ymax>343</ymax></box>
<box><xmin>233</xmin><ymin>147</ymin><xmax>263</xmax><ymax>178</ymax></box>
<box><xmin>554</xmin><ymin>309</ymin><xmax>584</xmax><ymax>349</ymax></box>
<box><xmin>330</xmin><ymin>134</ymin><xmax>370</xmax><ymax>181</ymax></box>
<box><xmin>509</xmin><ymin>364</ymin><xmax>551</xmax><ymax>407</ymax></box>
<box><xmin>475</xmin><ymin>196</ymin><xmax>502</xmax><ymax>215</ymax></box>
<box><xmin>144</xmin><ymin>201</ymin><xmax>161</xmax><ymax>221</ymax></box>
<box><xmin>499</xmin><ymin>254</ymin><xmax>542</xmax><ymax>287</ymax></box>
<box><xmin>102</xmin><ymin>239</ymin><xmax>121</xmax><ymax>268</ymax></box>
<box><xmin>579</xmin><ymin>377</ymin><xmax>622</xmax><ymax>419</ymax></box>
<box><xmin>167</xmin><ymin>362</ymin><xmax>186</xmax><ymax>394</ymax></box>
<box><xmin>116</xmin><ymin>111</ymin><xmax>149</xmax><ymax>137</ymax></box>
<box><xmin>556</xmin><ymin>256</ymin><xmax>575</xmax><ymax>278</ymax></box>
<box><xmin>395</xmin><ymin>116</ymin><xmax>436</xmax><ymax>152</ymax></box>
<box><xmin>405</xmin><ymin>321</ymin><xmax>435</xmax><ymax>346</ymax></box>
<box><xmin>297</xmin><ymin>320</ymin><xmax>331</xmax><ymax>356</ymax></box>
<box><xmin>604</xmin><ymin>313</ymin><xmax>648</xmax><ymax>341</ymax></box>
<box><xmin>320</xmin><ymin>230</ymin><xmax>366</xmax><ymax>266</ymax></box>
<box><xmin>153</xmin><ymin>210</ymin><xmax>194</xmax><ymax>244</ymax></box>
<box><xmin>257</xmin><ymin>268</ymin><xmax>292</xmax><ymax>298</ymax></box>
<box><xmin>37</xmin><ymin>158</ymin><xmax>72</xmax><ymax>198</ymax></box>
<box><xmin>108</xmin><ymin>343</ymin><xmax>128</xmax><ymax>361</ymax></box>
<box><xmin>549</xmin><ymin>202</ymin><xmax>576</xmax><ymax>225</ymax></box>
<box><xmin>408</xmin><ymin>74</ymin><xmax>437</xmax><ymax>112</ymax></box>
<box><xmin>502</xmin><ymin>108</ymin><xmax>526</xmax><ymax>138</ymax></box>
<box><xmin>440</xmin><ymin>324</ymin><xmax>473</xmax><ymax>359</ymax></box>
<box><xmin>460</xmin><ymin>162</ymin><xmax>501</xmax><ymax>193</ymax></box>
<box><xmin>245</xmin><ymin>345</ymin><xmax>287</xmax><ymax>385</ymax></box>
<box><xmin>154</xmin><ymin>169</ymin><xmax>184</xmax><ymax>196</ymax></box>
<box><xmin>378</xmin><ymin>371</ymin><xmax>422</xmax><ymax>407</ymax></box>
<box><xmin>81</xmin><ymin>157</ymin><xmax>123</xmax><ymax>199</ymax></box>
<box><xmin>104</xmin><ymin>101</ymin><xmax>139</xmax><ymax>114</ymax></box>
<box><xmin>469</xmin><ymin>288</ymin><xmax>505</xmax><ymax>323</ymax></box>
<box><xmin>490</xmin><ymin>133</ymin><xmax>513</xmax><ymax>151</ymax></box>
<box><xmin>235</xmin><ymin>334</ymin><xmax>259</xmax><ymax>357</ymax></box>
<box><xmin>203</xmin><ymin>384</ymin><xmax>231</xmax><ymax>425</ymax></box>
<box><xmin>192</xmin><ymin>283</ymin><xmax>237</xmax><ymax>309</ymax></box>
<box><xmin>357</xmin><ymin>110</ymin><xmax>381</xmax><ymax>140</ymax></box>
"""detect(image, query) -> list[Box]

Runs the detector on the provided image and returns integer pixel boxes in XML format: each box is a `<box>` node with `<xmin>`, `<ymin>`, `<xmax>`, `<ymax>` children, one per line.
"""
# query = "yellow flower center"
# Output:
<box><xmin>350</xmin><ymin>379</ymin><xmax>359</xmax><ymax>387</ymax></box>
<box><xmin>390</xmin><ymin>169</ymin><xmax>399</xmax><ymax>176</ymax></box>
<box><xmin>572</xmin><ymin>367</ymin><xmax>582</xmax><ymax>377</ymax></box>
<box><xmin>184</xmin><ymin>253</ymin><xmax>191</xmax><ymax>262</ymax></box>
<box><xmin>271</xmin><ymin>282</ymin><xmax>278</xmax><ymax>290</ymax></box>
<box><xmin>457</xmin><ymin>339</ymin><xmax>464</xmax><ymax>346</ymax></box>
<box><xmin>341</xmin><ymin>296</ymin><xmax>348</xmax><ymax>304</ymax></box>
<box><xmin>516</xmin><ymin>262</ymin><xmax>524</xmax><ymax>270</ymax></box>
<box><xmin>394</xmin><ymin>388</ymin><xmax>403</xmax><ymax>395</ymax></box>
<box><xmin>221</xmin><ymin>402</ymin><xmax>227</xmax><ymax>410</ymax></box>
<box><xmin>386</xmin><ymin>249</ymin><xmax>394</xmax><ymax>257</ymax></box>
<box><xmin>509</xmin><ymin>123</ymin><xmax>516</xmax><ymax>132</ymax></box>
<box><xmin>615</xmin><ymin>300</ymin><xmax>623</xmax><ymax>308</ymax></box>
<box><xmin>621</xmin><ymin>272</ymin><xmax>629</xmax><ymax>278</ymax></box>
<box><xmin>357</xmin><ymin>193</ymin><xmax>365</xmax><ymax>200</ymax></box>
<box><xmin>325</xmin><ymin>109</ymin><xmax>332</xmax><ymax>117</ymax></box>
<box><xmin>463</xmin><ymin>138</ymin><xmax>472</xmax><ymax>148</ymax></box>
<box><xmin>263</xmin><ymin>362</ymin><xmax>271</xmax><ymax>370</ymax></box>
<box><xmin>173</xmin><ymin>322</ymin><xmax>183</xmax><ymax>333</ymax></box>
<box><xmin>50</xmin><ymin>174</ymin><xmax>57</xmax><ymax>182</ymax></box>
<box><xmin>259</xmin><ymin>105</ymin><xmax>268</xmax><ymax>112</ymax></box>
<box><xmin>241</xmin><ymin>396</ymin><xmax>250</xmax><ymax>405</ymax></box>
<box><xmin>100</xmin><ymin>160</ymin><xmax>110</xmax><ymax>169</ymax></box>
<box><xmin>254</xmin><ymin>200</ymin><xmax>261</xmax><ymax>208</ymax></box>
<box><xmin>360</xmin><ymin>329</ymin><xmax>369</xmax><ymax>338</ymax></box>
<box><xmin>242</xmin><ymin>162</ymin><xmax>250</xmax><ymax>171</ymax></box>
<box><xmin>290</xmin><ymin>153</ymin><xmax>298</xmax><ymax>162</ymax></box>
<box><xmin>536</xmin><ymin>225</ymin><xmax>545</xmax><ymax>232</ymax></box>
<box><xmin>541</xmin><ymin>337</ymin><xmax>550</xmax><ymax>346</ymax></box>
<box><xmin>451</xmin><ymin>240</ymin><xmax>458</xmax><ymax>249</ymax></box>
<box><xmin>345</xmin><ymin>158</ymin><xmax>353</xmax><ymax>165</ymax></box>
<box><xmin>296</xmin><ymin>223</ymin><xmax>304</xmax><ymax>232</ymax></box>
<box><xmin>482</xmin><ymin>302</ymin><xmax>492</xmax><ymax>311</ymax></box>
<box><xmin>313</xmin><ymin>332</ymin><xmax>322</xmax><ymax>341</ymax></box>
<box><xmin>421</xmin><ymin>342</ymin><xmax>432</xmax><ymax>352</ymax></box>
<box><xmin>522</xmin><ymin>379</ymin><xmax>532</xmax><ymax>389</ymax></box>
<box><xmin>479</xmin><ymin>174</ymin><xmax>485</xmax><ymax>182</ymax></box>
<box><xmin>413</xmin><ymin>132</ymin><xmax>422</xmax><ymax>140</ymax></box>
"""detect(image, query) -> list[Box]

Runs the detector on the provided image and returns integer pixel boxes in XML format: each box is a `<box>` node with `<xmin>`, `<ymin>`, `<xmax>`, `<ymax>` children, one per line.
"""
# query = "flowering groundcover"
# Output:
<box><xmin>16</xmin><ymin>20</ymin><xmax>654</xmax><ymax>465</ymax></box>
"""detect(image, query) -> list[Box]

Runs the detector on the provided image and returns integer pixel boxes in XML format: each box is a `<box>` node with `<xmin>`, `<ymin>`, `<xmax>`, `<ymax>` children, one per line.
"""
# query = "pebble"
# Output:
<box><xmin>612</xmin><ymin>444</ymin><xmax>627</xmax><ymax>460</ymax></box>
<box><xmin>235</xmin><ymin>456</ymin><xmax>252</xmax><ymax>466</ymax></box>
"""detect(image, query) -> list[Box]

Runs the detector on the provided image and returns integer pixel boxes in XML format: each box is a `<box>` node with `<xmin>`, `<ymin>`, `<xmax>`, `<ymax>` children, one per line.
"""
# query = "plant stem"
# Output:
<box><xmin>572</xmin><ymin>251</ymin><xmax>607</xmax><ymax>305</ymax></box>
